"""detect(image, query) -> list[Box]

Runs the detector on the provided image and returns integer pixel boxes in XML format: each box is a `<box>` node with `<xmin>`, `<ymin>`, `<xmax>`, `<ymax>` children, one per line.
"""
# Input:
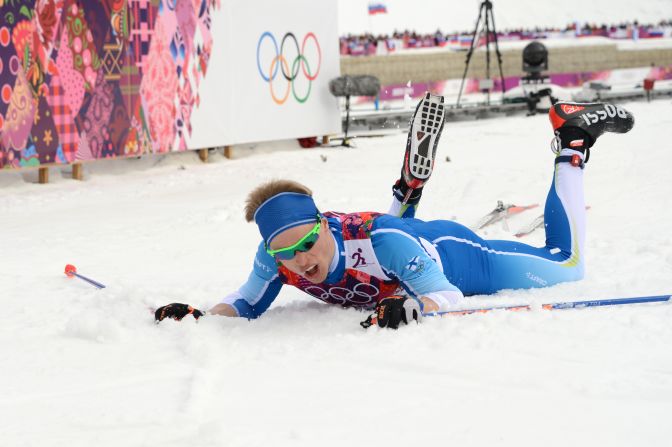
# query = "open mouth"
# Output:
<box><xmin>304</xmin><ymin>264</ymin><xmax>319</xmax><ymax>278</ymax></box>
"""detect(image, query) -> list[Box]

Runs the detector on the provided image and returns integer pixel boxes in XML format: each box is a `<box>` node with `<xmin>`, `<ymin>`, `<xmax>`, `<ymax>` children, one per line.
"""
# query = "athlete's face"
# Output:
<box><xmin>270</xmin><ymin>218</ymin><xmax>334</xmax><ymax>283</ymax></box>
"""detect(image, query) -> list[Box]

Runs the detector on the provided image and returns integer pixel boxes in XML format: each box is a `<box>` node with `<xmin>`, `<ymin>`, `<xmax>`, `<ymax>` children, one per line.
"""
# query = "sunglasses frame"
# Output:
<box><xmin>265</xmin><ymin>216</ymin><xmax>322</xmax><ymax>260</ymax></box>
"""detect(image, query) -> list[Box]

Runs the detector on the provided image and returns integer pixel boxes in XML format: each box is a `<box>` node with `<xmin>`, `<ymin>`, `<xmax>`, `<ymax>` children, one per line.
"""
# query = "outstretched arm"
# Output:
<box><xmin>155</xmin><ymin>242</ymin><xmax>282</xmax><ymax>322</ymax></box>
<box><xmin>214</xmin><ymin>242</ymin><xmax>283</xmax><ymax>319</ymax></box>
<box><xmin>209</xmin><ymin>302</ymin><xmax>238</xmax><ymax>316</ymax></box>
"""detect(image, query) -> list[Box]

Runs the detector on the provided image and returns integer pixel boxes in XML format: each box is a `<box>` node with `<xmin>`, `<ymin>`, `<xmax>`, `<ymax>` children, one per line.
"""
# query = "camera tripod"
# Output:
<box><xmin>456</xmin><ymin>0</ymin><xmax>507</xmax><ymax>107</ymax></box>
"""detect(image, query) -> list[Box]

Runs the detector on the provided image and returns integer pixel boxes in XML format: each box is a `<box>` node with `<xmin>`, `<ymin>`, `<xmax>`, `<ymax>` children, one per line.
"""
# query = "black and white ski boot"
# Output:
<box><xmin>549</xmin><ymin>102</ymin><xmax>634</xmax><ymax>166</ymax></box>
<box><xmin>398</xmin><ymin>92</ymin><xmax>446</xmax><ymax>204</ymax></box>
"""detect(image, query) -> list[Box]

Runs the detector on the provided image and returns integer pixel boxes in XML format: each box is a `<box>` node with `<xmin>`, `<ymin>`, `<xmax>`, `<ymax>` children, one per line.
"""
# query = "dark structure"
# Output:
<box><xmin>522</xmin><ymin>41</ymin><xmax>549</xmax><ymax>81</ymax></box>
<box><xmin>329</xmin><ymin>75</ymin><xmax>381</xmax><ymax>147</ymax></box>
<box><xmin>456</xmin><ymin>0</ymin><xmax>506</xmax><ymax>107</ymax></box>
<box><xmin>520</xmin><ymin>41</ymin><xmax>556</xmax><ymax>115</ymax></box>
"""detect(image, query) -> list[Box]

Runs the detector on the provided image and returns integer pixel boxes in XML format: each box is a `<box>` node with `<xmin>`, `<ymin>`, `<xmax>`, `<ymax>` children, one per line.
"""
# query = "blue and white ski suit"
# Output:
<box><xmin>220</xmin><ymin>148</ymin><xmax>586</xmax><ymax>318</ymax></box>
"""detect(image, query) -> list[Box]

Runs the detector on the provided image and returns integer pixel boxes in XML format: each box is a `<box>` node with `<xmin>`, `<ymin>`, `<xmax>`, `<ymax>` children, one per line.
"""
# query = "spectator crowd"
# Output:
<box><xmin>340</xmin><ymin>20</ymin><xmax>672</xmax><ymax>56</ymax></box>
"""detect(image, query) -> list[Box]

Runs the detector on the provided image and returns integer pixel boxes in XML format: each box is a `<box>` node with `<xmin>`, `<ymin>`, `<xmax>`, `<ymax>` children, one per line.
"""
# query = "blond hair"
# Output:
<box><xmin>244</xmin><ymin>179</ymin><xmax>313</xmax><ymax>222</ymax></box>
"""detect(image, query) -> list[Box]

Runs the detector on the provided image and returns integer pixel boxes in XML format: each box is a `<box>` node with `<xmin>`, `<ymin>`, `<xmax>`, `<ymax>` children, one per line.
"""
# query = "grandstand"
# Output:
<box><xmin>341</xmin><ymin>20</ymin><xmax>672</xmax><ymax>56</ymax></box>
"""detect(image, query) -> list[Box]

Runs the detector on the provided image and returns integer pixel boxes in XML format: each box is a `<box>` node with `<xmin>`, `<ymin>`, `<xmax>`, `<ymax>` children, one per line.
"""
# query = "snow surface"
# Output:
<box><xmin>2</xmin><ymin>100</ymin><xmax>672</xmax><ymax>446</ymax></box>
<box><xmin>338</xmin><ymin>0</ymin><xmax>672</xmax><ymax>36</ymax></box>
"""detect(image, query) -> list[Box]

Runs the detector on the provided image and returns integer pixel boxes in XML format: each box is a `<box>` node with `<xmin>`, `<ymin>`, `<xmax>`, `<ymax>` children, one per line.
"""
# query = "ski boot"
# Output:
<box><xmin>396</xmin><ymin>92</ymin><xmax>446</xmax><ymax>204</ymax></box>
<box><xmin>549</xmin><ymin>102</ymin><xmax>634</xmax><ymax>167</ymax></box>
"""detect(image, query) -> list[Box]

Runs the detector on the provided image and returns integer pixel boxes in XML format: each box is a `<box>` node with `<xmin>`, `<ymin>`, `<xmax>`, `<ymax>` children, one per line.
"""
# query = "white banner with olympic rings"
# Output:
<box><xmin>189</xmin><ymin>0</ymin><xmax>341</xmax><ymax>147</ymax></box>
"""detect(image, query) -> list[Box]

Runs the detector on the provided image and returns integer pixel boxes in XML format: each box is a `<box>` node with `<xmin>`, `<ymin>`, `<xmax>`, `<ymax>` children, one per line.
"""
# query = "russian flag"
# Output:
<box><xmin>368</xmin><ymin>2</ymin><xmax>387</xmax><ymax>15</ymax></box>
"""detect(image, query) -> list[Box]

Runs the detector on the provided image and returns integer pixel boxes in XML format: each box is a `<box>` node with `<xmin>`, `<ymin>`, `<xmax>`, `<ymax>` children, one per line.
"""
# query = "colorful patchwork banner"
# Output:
<box><xmin>1</xmin><ymin>0</ymin><xmax>341</xmax><ymax>171</ymax></box>
<box><xmin>0</xmin><ymin>0</ymin><xmax>223</xmax><ymax>169</ymax></box>
<box><xmin>0</xmin><ymin>0</ymin><xmax>340</xmax><ymax>169</ymax></box>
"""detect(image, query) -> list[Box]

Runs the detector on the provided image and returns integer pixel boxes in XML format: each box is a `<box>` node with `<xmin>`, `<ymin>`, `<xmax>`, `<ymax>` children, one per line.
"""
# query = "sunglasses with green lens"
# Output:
<box><xmin>266</xmin><ymin>220</ymin><xmax>321</xmax><ymax>260</ymax></box>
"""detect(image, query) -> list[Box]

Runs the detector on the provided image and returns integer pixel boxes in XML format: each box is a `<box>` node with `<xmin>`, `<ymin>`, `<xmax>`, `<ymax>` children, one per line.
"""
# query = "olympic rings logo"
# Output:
<box><xmin>256</xmin><ymin>31</ymin><xmax>322</xmax><ymax>105</ymax></box>
<box><xmin>304</xmin><ymin>283</ymin><xmax>379</xmax><ymax>306</ymax></box>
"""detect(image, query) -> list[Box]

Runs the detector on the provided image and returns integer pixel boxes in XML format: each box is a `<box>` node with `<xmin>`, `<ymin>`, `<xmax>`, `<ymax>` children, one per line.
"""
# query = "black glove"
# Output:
<box><xmin>155</xmin><ymin>303</ymin><xmax>205</xmax><ymax>322</ymax></box>
<box><xmin>360</xmin><ymin>295</ymin><xmax>422</xmax><ymax>329</ymax></box>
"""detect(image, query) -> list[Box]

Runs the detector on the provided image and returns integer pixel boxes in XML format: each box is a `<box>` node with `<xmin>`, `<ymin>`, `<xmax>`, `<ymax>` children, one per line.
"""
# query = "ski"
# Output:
<box><xmin>473</xmin><ymin>200</ymin><xmax>539</xmax><ymax>230</ymax></box>
<box><xmin>514</xmin><ymin>214</ymin><xmax>545</xmax><ymax>238</ymax></box>
<box><xmin>515</xmin><ymin>206</ymin><xmax>591</xmax><ymax>238</ymax></box>
<box><xmin>425</xmin><ymin>294</ymin><xmax>672</xmax><ymax>317</ymax></box>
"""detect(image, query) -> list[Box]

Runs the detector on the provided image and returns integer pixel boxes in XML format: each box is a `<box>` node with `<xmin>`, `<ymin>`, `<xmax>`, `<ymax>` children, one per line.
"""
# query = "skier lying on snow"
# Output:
<box><xmin>155</xmin><ymin>93</ymin><xmax>634</xmax><ymax>329</ymax></box>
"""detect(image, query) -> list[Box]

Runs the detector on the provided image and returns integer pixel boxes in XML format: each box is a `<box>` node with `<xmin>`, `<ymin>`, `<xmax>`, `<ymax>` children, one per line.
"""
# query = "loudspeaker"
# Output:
<box><xmin>329</xmin><ymin>75</ymin><xmax>380</xmax><ymax>98</ymax></box>
<box><xmin>328</xmin><ymin>75</ymin><xmax>381</xmax><ymax>147</ymax></box>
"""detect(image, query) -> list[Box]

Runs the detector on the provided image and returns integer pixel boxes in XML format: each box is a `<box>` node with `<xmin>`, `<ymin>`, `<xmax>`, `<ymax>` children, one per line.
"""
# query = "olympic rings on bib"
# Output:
<box><xmin>256</xmin><ymin>31</ymin><xmax>322</xmax><ymax>105</ymax></box>
<box><xmin>304</xmin><ymin>283</ymin><xmax>379</xmax><ymax>306</ymax></box>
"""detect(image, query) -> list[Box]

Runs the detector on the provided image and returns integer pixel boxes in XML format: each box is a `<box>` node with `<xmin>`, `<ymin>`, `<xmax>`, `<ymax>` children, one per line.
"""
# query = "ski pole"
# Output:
<box><xmin>427</xmin><ymin>294</ymin><xmax>671</xmax><ymax>317</ymax></box>
<box><xmin>64</xmin><ymin>264</ymin><xmax>106</xmax><ymax>289</ymax></box>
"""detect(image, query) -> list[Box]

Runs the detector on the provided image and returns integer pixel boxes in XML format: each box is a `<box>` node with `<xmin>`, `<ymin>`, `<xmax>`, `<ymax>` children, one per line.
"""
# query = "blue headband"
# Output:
<box><xmin>254</xmin><ymin>192</ymin><xmax>320</xmax><ymax>244</ymax></box>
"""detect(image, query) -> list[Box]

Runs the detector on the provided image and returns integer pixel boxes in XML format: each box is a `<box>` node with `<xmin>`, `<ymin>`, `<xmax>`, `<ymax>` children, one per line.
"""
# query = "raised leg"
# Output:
<box><xmin>433</xmin><ymin>102</ymin><xmax>634</xmax><ymax>294</ymax></box>
<box><xmin>388</xmin><ymin>93</ymin><xmax>446</xmax><ymax>218</ymax></box>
